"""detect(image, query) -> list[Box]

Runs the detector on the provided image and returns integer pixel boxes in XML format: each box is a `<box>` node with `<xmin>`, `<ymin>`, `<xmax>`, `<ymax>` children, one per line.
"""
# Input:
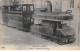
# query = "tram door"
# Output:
<box><xmin>22</xmin><ymin>4</ymin><xmax>34</xmax><ymax>31</ymax></box>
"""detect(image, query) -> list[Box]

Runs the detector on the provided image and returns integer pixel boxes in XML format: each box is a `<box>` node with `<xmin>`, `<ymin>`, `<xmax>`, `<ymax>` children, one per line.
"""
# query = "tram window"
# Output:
<box><xmin>8</xmin><ymin>7</ymin><xmax>10</xmax><ymax>11</ymax></box>
<box><xmin>23</xmin><ymin>6</ymin><xmax>26</xmax><ymax>11</ymax></box>
<box><xmin>15</xmin><ymin>6</ymin><xmax>22</xmax><ymax>11</ymax></box>
<box><xmin>30</xmin><ymin>6</ymin><xmax>34</xmax><ymax>11</ymax></box>
<box><xmin>57</xmin><ymin>22</ymin><xmax>62</xmax><ymax>29</ymax></box>
<box><xmin>61</xmin><ymin>21</ymin><xmax>70</xmax><ymax>28</ymax></box>
<box><xmin>62</xmin><ymin>23</ymin><xmax>67</xmax><ymax>28</ymax></box>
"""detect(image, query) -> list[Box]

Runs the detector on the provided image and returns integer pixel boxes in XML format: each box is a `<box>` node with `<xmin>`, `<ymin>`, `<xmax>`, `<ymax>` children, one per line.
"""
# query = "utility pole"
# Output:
<box><xmin>61</xmin><ymin>0</ymin><xmax>62</xmax><ymax>11</ymax></box>
<box><xmin>78</xmin><ymin>1</ymin><xmax>80</xmax><ymax>35</ymax></box>
<box><xmin>78</xmin><ymin>1</ymin><xmax>80</xmax><ymax>46</ymax></box>
<box><xmin>32</xmin><ymin>0</ymin><xmax>34</xmax><ymax>4</ymax></box>
<box><xmin>41</xmin><ymin>0</ymin><xmax>42</xmax><ymax>8</ymax></box>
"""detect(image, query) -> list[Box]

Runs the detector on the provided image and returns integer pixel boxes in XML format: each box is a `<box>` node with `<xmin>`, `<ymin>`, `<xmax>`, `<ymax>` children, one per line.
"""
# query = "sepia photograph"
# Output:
<box><xmin>0</xmin><ymin>0</ymin><xmax>80</xmax><ymax>50</ymax></box>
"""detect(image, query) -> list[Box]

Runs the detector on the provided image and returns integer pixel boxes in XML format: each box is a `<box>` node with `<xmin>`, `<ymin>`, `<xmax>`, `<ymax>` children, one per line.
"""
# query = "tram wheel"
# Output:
<box><xmin>41</xmin><ymin>35</ymin><xmax>45</xmax><ymax>39</ymax></box>
<box><xmin>58</xmin><ymin>38</ymin><xmax>66</xmax><ymax>45</ymax></box>
<box><xmin>67</xmin><ymin>37</ymin><xmax>75</xmax><ymax>43</ymax></box>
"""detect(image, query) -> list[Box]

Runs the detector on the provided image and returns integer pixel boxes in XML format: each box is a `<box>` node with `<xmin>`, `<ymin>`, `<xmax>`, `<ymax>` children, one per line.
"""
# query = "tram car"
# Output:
<box><xmin>31</xmin><ymin>10</ymin><xmax>75</xmax><ymax>45</ymax></box>
<box><xmin>31</xmin><ymin>1</ymin><xmax>75</xmax><ymax>45</ymax></box>
<box><xmin>2</xmin><ymin>4</ymin><xmax>34</xmax><ymax>31</ymax></box>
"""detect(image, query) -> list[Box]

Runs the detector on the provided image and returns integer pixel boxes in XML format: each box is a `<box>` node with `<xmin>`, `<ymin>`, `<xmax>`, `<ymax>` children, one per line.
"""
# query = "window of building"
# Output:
<box><xmin>78</xmin><ymin>1</ymin><xmax>80</xmax><ymax>8</ymax></box>
<box><xmin>70</xmin><ymin>0</ymin><xmax>74</xmax><ymax>8</ymax></box>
